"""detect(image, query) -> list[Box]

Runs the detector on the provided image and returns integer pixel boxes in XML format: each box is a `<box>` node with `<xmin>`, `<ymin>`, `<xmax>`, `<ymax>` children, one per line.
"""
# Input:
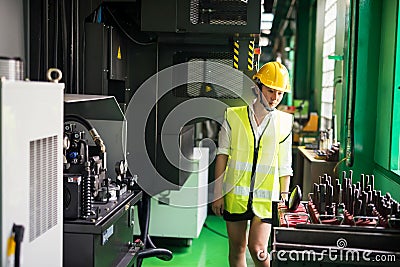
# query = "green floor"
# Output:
<box><xmin>142</xmin><ymin>215</ymin><xmax>255</xmax><ymax>267</ymax></box>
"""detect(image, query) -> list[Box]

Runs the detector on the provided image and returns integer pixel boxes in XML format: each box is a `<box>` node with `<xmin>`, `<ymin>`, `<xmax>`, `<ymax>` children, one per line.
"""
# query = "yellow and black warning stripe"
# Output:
<box><xmin>233</xmin><ymin>40</ymin><xmax>239</xmax><ymax>69</ymax></box>
<box><xmin>248</xmin><ymin>40</ymin><xmax>254</xmax><ymax>70</ymax></box>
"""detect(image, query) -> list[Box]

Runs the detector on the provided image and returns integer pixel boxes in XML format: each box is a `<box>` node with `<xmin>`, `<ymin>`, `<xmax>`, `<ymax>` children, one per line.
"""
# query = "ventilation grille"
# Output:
<box><xmin>190</xmin><ymin>0</ymin><xmax>248</xmax><ymax>26</ymax></box>
<box><xmin>174</xmin><ymin>55</ymin><xmax>243</xmax><ymax>99</ymax></box>
<box><xmin>29</xmin><ymin>136</ymin><xmax>59</xmax><ymax>242</ymax></box>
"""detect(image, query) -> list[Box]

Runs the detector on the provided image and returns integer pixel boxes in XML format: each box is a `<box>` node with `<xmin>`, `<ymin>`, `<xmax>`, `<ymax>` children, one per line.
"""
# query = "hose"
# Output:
<box><xmin>136</xmin><ymin>248</ymin><xmax>173</xmax><ymax>261</ymax></box>
<box><xmin>136</xmin><ymin>192</ymin><xmax>173</xmax><ymax>267</ymax></box>
<box><xmin>137</xmin><ymin>193</ymin><xmax>158</xmax><ymax>249</ymax></box>
<box><xmin>137</xmin><ymin>194</ymin><xmax>149</xmax><ymax>246</ymax></box>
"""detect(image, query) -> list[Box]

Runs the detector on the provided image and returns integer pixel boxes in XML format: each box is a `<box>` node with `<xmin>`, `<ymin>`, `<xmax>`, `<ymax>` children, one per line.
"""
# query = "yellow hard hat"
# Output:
<box><xmin>253</xmin><ymin>61</ymin><xmax>291</xmax><ymax>93</ymax></box>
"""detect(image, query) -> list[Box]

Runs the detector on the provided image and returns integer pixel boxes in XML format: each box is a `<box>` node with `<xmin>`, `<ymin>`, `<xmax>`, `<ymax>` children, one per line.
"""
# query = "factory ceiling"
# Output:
<box><xmin>263</xmin><ymin>0</ymin><xmax>297</xmax><ymax>56</ymax></box>
<box><xmin>269</xmin><ymin>0</ymin><xmax>295</xmax><ymax>39</ymax></box>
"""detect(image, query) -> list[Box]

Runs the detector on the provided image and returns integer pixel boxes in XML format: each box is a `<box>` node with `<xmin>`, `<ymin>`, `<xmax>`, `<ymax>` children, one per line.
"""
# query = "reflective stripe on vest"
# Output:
<box><xmin>224</xmin><ymin>182</ymin><xmax>274</xmax><ymax>199</ymax></box>
<box><xmin>227</xmin><ymin>159</ymin><xmax>277</xmax><ymax>174</ymax></box>
<box><xmin>223</xmin><ymin>106</ymin><xmax>292</xmax><ymax>218</ymax></box>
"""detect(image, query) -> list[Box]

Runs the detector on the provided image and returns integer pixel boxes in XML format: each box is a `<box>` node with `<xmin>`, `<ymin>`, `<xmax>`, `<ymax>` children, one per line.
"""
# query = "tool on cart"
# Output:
<box><xmin>273</xmin><ymin>171</ymin><xmax>400</xmax><ymax>266</ymax></box>
<box><xmin>307</xmin><ymin>171</ymin><xmax>400</xmax><ymax>228</ymax></box>
<box><xmin>286</xmin><ymin>185</ymin><xmax>302</xmax><ymax>211</ymax></box>
<box><xmin>277</xmin><ymin>186</ymin><xmax>310</xmax><ymax>227</ymax></box>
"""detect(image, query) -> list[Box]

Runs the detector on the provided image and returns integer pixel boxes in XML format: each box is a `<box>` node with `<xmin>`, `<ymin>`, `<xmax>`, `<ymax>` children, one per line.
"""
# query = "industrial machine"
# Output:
<box><xmin>62</xmin><ymin>95</ymin><xmax>172</xmax><ymax>267</ymax></box>
<box><xmin>63</xmin><ymin>95</ymin><xmax>134</xmax><ymax>219</ymax></box>
<box><xmin>63</xmin><ymin>113</ymin><xmax>125</xmax><ymax>220</ymax></box>
<box><xmin>0</xmin><ymin>78</ymin><xmax>64</xmax><ymax>267</ymax></box>
<box><xmin>141</xmin><ymin>0</ymin><xmax>261</xmax><ymax>34</ymax></box>
<box><xmin>63</xmin><ymin>95</ymin><xmax>136</xmax><ymax>266</ymax></box>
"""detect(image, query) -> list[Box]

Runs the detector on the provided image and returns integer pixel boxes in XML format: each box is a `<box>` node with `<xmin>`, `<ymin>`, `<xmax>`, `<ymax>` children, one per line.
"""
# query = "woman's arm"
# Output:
<box><xmin>278</xmin><ymin>129</ymin><xmax>293</xmax><ymax>201</ymax></box>
<box><xmin>212</xmin><ymin>154</ymin><xmax>228</xmax><ymax>216</ymax></box>
<box><xmin>214</xmin><ymin>154</ymin><xmax>228</xmax><ymax>200</ymax></box>
<box><xmin>212</xmin><ymin>112</ymin><xmax>231</xmax><ymax>216</ymax></box>
<box><xmin>279</xmin><ymin>175</ymin><xmax>291</xmax><ymax>201</ymax></box>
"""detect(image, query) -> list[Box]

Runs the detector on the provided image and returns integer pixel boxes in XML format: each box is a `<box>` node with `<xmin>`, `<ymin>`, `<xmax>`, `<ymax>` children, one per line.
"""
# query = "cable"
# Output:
<box><xmin>203</xmin><ymin>223</ymin><xmax>228</xmax><ymax>238</ymax></box>
<box><xmin>54</xmin><ymin>0</ymin><xmax>59</xmax><ymax>68</ymax></box>
<box><xmin>136</xmin><ymin>248</ymin><xmax>173</xmax><ymax>262</ymax></box>
<box><xmin>12</xmin><ymin>224</ymin><xmax>25</xmax><ymax>267</ymax></box>
<box><xmin>103</xmin><ymin>6</ymin><xmax>156</xmax><ymax>46</ymax></box>
<box><xmin>333</xmin><ymin>156</ymin><xmax>348</xmax><ymax>177</ymax></box>
<box><xmin>61</xmin><ymin>0</ymin><xmax>68</xmax><ymax>91</ymax></box>
<box><xmin>70</xmin><ymin>0</ymin><xmax>75</xmax><ymax>93</ymax></box>
<box><xmin>43</xmin><ymin>0</ymin><xmax>49</xmax><ymax>79</ymax></box>
<box><xmin>136</xmin><ymin>193</ymin><xmax>172</xmax><ymax>267</ymax></box>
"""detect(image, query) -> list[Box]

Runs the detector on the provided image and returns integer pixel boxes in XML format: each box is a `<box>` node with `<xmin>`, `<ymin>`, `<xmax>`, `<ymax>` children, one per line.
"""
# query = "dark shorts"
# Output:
<box><xmin>223</xmin><ymin>208</ymin><xmax>272</xmax><ymax>224</ymax></box>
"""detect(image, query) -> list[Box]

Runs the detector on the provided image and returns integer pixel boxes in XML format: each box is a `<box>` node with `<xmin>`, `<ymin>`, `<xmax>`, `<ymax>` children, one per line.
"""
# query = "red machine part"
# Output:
<box><xmin>278</xmin><ymin>202</ymin><xmax>309</xmax><ymax>227</ymax></box>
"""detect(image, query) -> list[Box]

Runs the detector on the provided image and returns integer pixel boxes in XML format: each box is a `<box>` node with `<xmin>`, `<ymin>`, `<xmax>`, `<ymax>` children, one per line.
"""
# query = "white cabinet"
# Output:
<box><xmin>1</xmin><ymin>79</ymin><xmax>64</xmax><ymax>267</ymax></box>
<box><xmin>134</xmin><ymin>147</ymin><xmax>209</xmax><ymax>240</ymax></box>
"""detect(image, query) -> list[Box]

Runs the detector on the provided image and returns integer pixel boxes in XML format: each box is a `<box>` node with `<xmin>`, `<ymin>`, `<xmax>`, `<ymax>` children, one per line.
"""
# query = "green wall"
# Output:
<box><xmin>392</xmin><ymin>1</ymin><xmax>400</xmax><ymax>172</ymax></box>
<box><xmin>339</xmin><ymin>0</ymin><xmax>400</xmax><ymax>200</ymax></box>
<box><xmin>374</xmin><ymin>0</ymin><xmax>397</xmax><ymax>170</ymax></box>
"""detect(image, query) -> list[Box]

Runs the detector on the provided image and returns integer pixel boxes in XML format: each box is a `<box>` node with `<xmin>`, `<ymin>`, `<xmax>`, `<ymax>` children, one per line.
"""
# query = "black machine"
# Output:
<box><xmin>63</xmin><ymin>114</ymin><xmax>123</xmax><ymax>220</ymax></box>
<box><xmin>62</xmin><ymin>114</ymin><xmax>172</xmax><ymax>267</ymax></box>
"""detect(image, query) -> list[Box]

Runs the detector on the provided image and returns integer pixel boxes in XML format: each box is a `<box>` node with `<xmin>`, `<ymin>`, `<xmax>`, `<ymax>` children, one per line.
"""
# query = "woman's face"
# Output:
<box><xmin>260</xmin><ymin>84</ymin><xmax>285</xmax><ymax>109</ymax></box>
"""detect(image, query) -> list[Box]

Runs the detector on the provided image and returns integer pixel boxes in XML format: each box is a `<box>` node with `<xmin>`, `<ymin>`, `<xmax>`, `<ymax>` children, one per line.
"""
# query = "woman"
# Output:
<box><xmin>212</xmin><ymin>61</ymin><xmax>293</xmax><ymax>267</ymax></box>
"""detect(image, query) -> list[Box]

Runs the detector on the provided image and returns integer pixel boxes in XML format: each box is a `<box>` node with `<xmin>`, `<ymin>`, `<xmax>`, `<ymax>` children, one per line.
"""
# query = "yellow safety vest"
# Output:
<box><xmin>223</xmin><ymin>106</ymin><xmax>293</xmax><ymax>218</ymax></box>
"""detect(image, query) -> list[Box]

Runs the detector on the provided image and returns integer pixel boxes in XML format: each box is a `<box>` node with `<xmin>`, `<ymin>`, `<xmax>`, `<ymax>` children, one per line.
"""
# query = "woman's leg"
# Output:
<box><xmin>226</xmin><ymin>220</ymin><xmax>248</xmax><ymax>267</ymax></box>
<box><xmin>247</xmin><ymin>217</ymin><xmax>272</xmax><ymax>267</ymax></box>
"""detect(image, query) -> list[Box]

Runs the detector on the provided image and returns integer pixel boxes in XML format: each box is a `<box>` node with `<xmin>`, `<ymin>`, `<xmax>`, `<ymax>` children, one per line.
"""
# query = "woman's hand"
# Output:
<box><xmin>212</xmin><ymin>198</ymin><xmax>224</xmax><ymax>216</ymax></box>
<box><xmin>280</xmin><ymin>191</ymin><xmax>289</xmax><ymax>202</ymax></box>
